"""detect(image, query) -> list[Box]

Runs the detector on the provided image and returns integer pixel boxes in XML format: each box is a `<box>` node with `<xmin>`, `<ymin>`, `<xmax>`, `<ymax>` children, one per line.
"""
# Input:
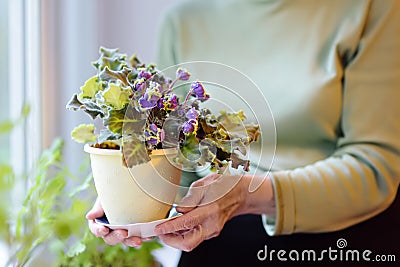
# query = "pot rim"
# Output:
<box><xmin>83</xmin><ymin>144</ymin><xmax>178</xmax><ymax>156</ymax></box>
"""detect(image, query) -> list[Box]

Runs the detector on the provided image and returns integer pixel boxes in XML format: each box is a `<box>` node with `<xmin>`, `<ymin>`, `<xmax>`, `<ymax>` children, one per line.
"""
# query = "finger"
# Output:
<box><xmin>103</xmin><ymin>229</ymin><xmax>128</xmax><ymax>246</ymax></box>
<box><xmin>88</xmin><ymin>219</ymin><xmax>110</xmax><ymax>237</ymax></box>
<box><xmin>123</xmin><ymin>236</ymin><xmax>143</xmax><ymax>247</ymax></box>
<box><xmin>86</xmin><ymin>199</ymin><xmax>104</xmax><ymax>220</ymax></box>
<box><xmin>177</xmin><ymin>173</ymin><xmax>224</xmax><ymax>212</ymax></box>
<box><xmin>189</xmin><ymin>173</ymin><xmax>220</xmax><ymax>188</ymax></box>
<box><xmin>155</xmin><ymin>210</ymin><xmax>202</xmax><ymax>235</ymax></box>
<box><xmin>200</xmin><ymin>173</ymin><xmax>221</xmax><ymax>184</ymax></box>
<box><xmin>159</xmin><ymin>225</ymin><xmax>204</xmax><ymax>252</ymax></box>
<box><xmin>176</xmin><ymin>183</ymin><xmax>207</xmax><ymax>212</ymax></box>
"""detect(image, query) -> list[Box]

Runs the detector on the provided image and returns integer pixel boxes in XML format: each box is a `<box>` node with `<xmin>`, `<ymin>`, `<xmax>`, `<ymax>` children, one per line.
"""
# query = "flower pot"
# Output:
<box><xmin>84</xmin><ymin>145</ymin><xmax>182</xmax><ymax>225</ymax></box>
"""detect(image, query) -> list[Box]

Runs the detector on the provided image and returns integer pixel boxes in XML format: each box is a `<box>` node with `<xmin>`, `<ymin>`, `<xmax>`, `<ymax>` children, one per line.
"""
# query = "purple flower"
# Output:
<box><xmin>137</xmin><ymin>68</ymin><xmax>152</xmax><ymax>80</ymax></box>
<box><xmin>186</xmin><ymin>107</ymin><xmax>199</xmax><ymax>120</ymax></box>
<box><xmin>157</xmin><ymin>93</ymin><xmax>179</xmax><ymax>111</ymax></box>
<box><xmin>178</xmin><ymin>109</ymin><xmax>186</xmax><ymax>116</ymax></box>
<box><xmin>139</xmin><ymin>94</ymin><xmax>157</xmax><ymax>109</ymax></box>
<box><xmin>139</xmin><ymin>82</ymin><xmax>162</xmax><ymax>109</ymax></box>
<box><xmin>133</xmin><ymin>78</ymin><xmax>146</xmax><ymax>91</ymax></box>
<box><xmin>176</xmin><ymin>68</ymin><xmax>191</xmax><ymax>81</ymax></box>
<box><xmin>191</xmin><ymin>81</ymin><xmax>210</xmax><ymax>101</ymax></box>
<box><xmin>145</xmin><ymin>123</ymin><xmax>164</xmax><ymax>145</ymax></box>
<box><xmin>182</xmin><ymin>119</ymin><xmax>198</xmax><ymax>134</ymax></box>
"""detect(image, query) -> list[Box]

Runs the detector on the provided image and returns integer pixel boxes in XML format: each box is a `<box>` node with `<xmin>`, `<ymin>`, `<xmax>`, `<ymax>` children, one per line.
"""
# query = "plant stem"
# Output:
<box><xmin>168</xmin><ymin>77</ymin><xmax>180</xmax><ymax>91</ymax></box>
<box><xmin>182</xmin><ymin>89</ymin><xmax>193</xmax><ymax>108</ymax></box>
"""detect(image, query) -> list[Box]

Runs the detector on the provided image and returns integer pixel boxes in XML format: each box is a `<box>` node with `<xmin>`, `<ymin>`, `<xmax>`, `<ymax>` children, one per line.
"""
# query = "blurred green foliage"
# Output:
<box><xmin>0</xmin><ymin>107</ymin><xmax>162</xmax><ymax>266</ymax></box>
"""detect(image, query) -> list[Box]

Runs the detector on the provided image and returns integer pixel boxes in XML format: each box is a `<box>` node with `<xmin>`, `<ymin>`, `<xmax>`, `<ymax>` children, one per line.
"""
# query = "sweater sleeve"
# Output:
<box><xmin>264</xmin><ymin>0</ymin><xmax>400</xmax><ymax>235</ymax></box>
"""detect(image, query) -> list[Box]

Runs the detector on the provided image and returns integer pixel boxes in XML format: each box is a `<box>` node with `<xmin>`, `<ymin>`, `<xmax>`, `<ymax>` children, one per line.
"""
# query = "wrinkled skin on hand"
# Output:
<box><xmin>155</xmin><ymin>173</ymin><xmax>275</xmax><ymax>252</ymax></box>
<box><xmin>86</xmin><ymin>172</ymin><xmax>274</xmax><ymax>251</ymax></box>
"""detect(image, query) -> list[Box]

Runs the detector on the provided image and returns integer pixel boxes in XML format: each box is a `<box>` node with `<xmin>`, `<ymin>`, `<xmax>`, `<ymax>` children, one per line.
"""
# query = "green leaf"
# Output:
<box><xmin>201</xmin><ymin>120</ymin><xmax>218</xmax><ymax>136</ymax></box>
<box><xmin>66</xmin><ymin>94</ymin><xmax>105</xmax><ymax>119</ymax></box>
<box><xmin>104</xmin><ymin>105</ymin><xmax>146</xmax><ymax>136</ymax></box>
<box><xmin>198</xmin><ymin>139</ymin><xmax>217</xmax><ymax>166</ymax></box>
<box><xmin>68</xmin><ymin>173</ymin><xmax>93</xmax><ymax>197</ymax></box>
<box><xmin>0</xmin><ymin>164</ymin><xmax>15</xmax><ymax>191</ymax></box>
<box><xmin>66</xmin><ymin>241</ymin><xmax>86</xmax><ymax>257</ymax></box>
<box><xmin>181</xmin><ymin>134</ymin><xmax>201</xmax><ymax>162</ymax></box>
<box><xmin>99</xmin><ymin>66</ymin><xmax>131</xmax><ymax>87</ymax></box>
<box><xmin>102</xmin><ymin>82</ymin><xmax>132</xmax><ymax>110</ymax></box>
<box><xmin>98</xmin><ymin>129</ymin><xmax>121</xmax><ymax>144</ymax></box>
<box><xmin>21</xmin><ymin>104</ymin><xmax>31</xmax><ymax>117</ymax></box>
<box><xmin>71</xmin><ymin>124</ymin><xmax>98</xmax><ymax>143</ymax></box>
<box><xmin>218</xmin><ymin>109</ymin><xmax>246</xmax><ymax>124</ymax></box>
<box><xmin>122</xmin><ymin>104</ymin><xmax>147</xmax><ymax>134</ymax></box>
<box><xmin>37</xmin><ymin>138</ymin><xmax>64</xmax><ymax>167</ymax></box>
<box><xmin>173</xmin><ymin>134</ymin><xmax>202</xmax><ymax>170</ymax></box>
<box><xmin>0</xmin><ymin>104</ymin><xmax>30</xmax><ymax>135</ymax></box>
<box><xmin>92</xmin><ymin>47</ymin><xmax>128</xmax><ymax>71</ymax></box>
<box><xmin>245</xmin><ymin>124</ymin><xmax>261</xmax><ymax>143</ymax></box>
<box><xmin>0</xmin><ymin>120</ymin><xmax>14</xmax><ymax>134</ymax></box>
<box><xmin>121</xmin><ymin>136</ymin><xmax>150</xmax><ymax>167</ymax></box>
<box><xmin>129</xmin><ymin>53</ymin><xmax>141</xmax><ymax>68</ymax></box>
<box><xmin>41</xmin><ymin>175</ymin><xmax>66</xmax><ymax>202</ymax></box>
<box><xmin>231</xmin><ymin>151</ymin><xmax>250</xmax><ymax>171</ymax></box>
<box><xmin>82</xmin><ymin>101</ymin><xmax>105</xmax><ymax>119</ymax></box>
<box><xmin>103</xmin><ymin>108</ymin><xmax>126</xmax><ymax>134</ymax></box>
<box><xmin>66</xmin><ymin>94</ymin><xmax>84</xmax><ymax>111</ymax></box>
<box><xmin>78</xmin><ymin>76</ymin><xmax>102</xmax><ymax>100</ymax></box>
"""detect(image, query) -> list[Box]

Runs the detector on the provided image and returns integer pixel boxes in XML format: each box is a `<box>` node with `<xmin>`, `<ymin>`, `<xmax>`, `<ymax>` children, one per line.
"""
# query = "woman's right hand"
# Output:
<box><xmin>86</xmin><ymin>198</ymin><xmax>144</xmax><ymax>247</ymax></box>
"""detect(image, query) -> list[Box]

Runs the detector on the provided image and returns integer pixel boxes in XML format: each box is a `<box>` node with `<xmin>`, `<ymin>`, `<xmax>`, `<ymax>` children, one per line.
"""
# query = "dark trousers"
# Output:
<box><xmin>178</xmin><ymin>189</ymin><xmax>399</xmax><ymax>267</ymax></box>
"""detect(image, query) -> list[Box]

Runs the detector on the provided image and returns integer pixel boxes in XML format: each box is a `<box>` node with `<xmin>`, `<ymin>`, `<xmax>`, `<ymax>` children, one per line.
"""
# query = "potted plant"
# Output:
<box><xmin>66</xmin><ymin>47</ymin><xmax>260</xmax><ymax>226</ymax></box>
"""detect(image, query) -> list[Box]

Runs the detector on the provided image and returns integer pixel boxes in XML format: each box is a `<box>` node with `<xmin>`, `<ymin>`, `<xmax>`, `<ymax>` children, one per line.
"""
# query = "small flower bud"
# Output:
<box><xmin>191</xmin><ymin>81</ymin><xmax>210</xmax><ymax>101</ymax></box>
<box><xmin>176</xmin><ymin>68</ymin><xmax>191</xmax><ymax>81</ymax></box>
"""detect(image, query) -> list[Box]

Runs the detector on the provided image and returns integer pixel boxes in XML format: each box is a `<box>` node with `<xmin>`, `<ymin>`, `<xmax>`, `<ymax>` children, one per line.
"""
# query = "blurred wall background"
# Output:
<box><xmin>41</xmin><ymin>0</ymin><xmax>177</xmax><ymax>169</ymax></box>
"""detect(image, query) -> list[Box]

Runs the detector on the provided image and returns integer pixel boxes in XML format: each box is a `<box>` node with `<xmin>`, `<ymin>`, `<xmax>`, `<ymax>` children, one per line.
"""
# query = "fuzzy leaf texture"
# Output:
<box><xmin>78</xmin><ymin>75</ymin><xmax>102</xmax><ymax>100</ymax></box>
<box><xmin>104</xmin><ymin>108</ymin><xmax>126</xmax><ymax>134</ymax></box>
<box><xmin>65</xmin><ymin>94</ymin><xmax>83</xmax><ymax>111</ymax></box>
<box><xmin>102</xmin><ymin>82</ymin><xmax>132</xmax><ymax>110</ymax></box>
<box><xmin>98</xmin><ymin>129</ymin><xmax>121</xmax><ymax>144</ymax></box>
<box><xmin>92</xmin><ymin>47</ymin><xmax>127</xmax><ymax>71</ymax></box>
<box><xmin>122</xmin><ymin>136</ymin><xmax>151</xmax><ymax>167</ymax></box>
<box><xmin>99</xmin><ymin>66</ymin><xmax>131</xmax><ymax>86</ymax></box>
<box><xmin>71</xmin><ymin>124</ymin><xmax>98</xmax><ymax>143</ymax></box>
<box><xmin>122</xmin><ymin>105</ymin><xmax>147</xmax><ymax>135</ymax></box>
<box><xmin>174</xmin><ymin>133</ymin><xmax>201</xmax><ymax>169</ymax></box>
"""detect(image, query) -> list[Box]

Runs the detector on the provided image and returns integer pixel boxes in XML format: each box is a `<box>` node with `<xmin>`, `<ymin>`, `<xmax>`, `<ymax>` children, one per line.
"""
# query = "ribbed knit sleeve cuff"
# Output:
<box><xmin>262</xmin><ymin>171</ymin><xmax>295</xmax><ymax>236</ymax></box>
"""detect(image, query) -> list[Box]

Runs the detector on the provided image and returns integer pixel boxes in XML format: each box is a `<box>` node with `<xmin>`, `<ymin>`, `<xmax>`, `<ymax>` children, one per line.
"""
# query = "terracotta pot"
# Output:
<box><xmin>84</xmin><ymin>145</ymin><xmax>181</xmax><ymax>225</ymax></box>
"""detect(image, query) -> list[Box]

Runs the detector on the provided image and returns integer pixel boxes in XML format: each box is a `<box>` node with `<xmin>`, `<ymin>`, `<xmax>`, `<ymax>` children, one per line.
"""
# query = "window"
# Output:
<box><xmin>0</xmin><ymin>0</ymin><xmax>41</xmax><ymax>173</ymax></box>
<box><xmin>0</xmin><ymin>0</ymin><xmax>10</xmax><ymax>164</ymax></box>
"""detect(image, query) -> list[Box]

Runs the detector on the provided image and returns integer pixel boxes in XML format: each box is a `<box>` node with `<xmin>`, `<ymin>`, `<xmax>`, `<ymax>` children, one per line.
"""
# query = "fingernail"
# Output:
<box><xmin>125</xmin><ymin>239</ymin><xmax>141</xmax><ymax>247</ymax></box>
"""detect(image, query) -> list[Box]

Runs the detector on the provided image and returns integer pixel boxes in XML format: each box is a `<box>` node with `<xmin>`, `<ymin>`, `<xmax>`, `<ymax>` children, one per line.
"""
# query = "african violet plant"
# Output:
<box><xmin>66</xmin><ymin>47</ymin><xmax>260</xmax><ymax>171</ymax></box>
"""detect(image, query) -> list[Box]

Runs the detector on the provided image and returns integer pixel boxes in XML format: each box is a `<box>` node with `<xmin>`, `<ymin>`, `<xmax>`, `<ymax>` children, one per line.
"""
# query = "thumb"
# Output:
<box><xmin>176</xmin><ymin>184</ymin><xmax>207</xmax><ymax>213</ymax></box>
<box><xmin>176</xmin><ymin>184</ymin><xmax>206</xmax><ymax>213</ymax></box>
<box><xmin>176</xmin><ymin>174</ymin><xmax>220</xmax><ymax>213</ymax></box>
<box><xmin>86</xmin><ymin>199</ymin><xmax>104</xmax><ymax>220</ymax></box>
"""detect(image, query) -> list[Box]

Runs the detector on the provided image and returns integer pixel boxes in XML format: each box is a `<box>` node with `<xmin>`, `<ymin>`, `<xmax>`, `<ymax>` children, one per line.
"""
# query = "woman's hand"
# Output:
<box><xmin>155</xmin><ymin>172</ymin><xmax>275</xmax><ymax>251</ymax></box>
<box><xmin>86</xmin><ymin>199</ymin><xmax>144</xmax><ymax>247</ymax></box>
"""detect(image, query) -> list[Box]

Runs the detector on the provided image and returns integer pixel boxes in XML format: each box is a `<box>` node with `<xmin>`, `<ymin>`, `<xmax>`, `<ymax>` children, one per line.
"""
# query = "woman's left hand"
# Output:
<box><xmin>155</xmin><ymin>172</ymin><xmax>275</xmax><ymax>251</ymax></box>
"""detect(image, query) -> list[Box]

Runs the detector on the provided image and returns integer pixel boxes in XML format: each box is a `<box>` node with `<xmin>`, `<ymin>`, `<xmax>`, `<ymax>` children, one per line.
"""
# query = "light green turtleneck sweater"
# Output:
<box><xmin>156</xmin><ymin>0</ymin><xmax>400</xmax><ymax>235</ymax></box>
